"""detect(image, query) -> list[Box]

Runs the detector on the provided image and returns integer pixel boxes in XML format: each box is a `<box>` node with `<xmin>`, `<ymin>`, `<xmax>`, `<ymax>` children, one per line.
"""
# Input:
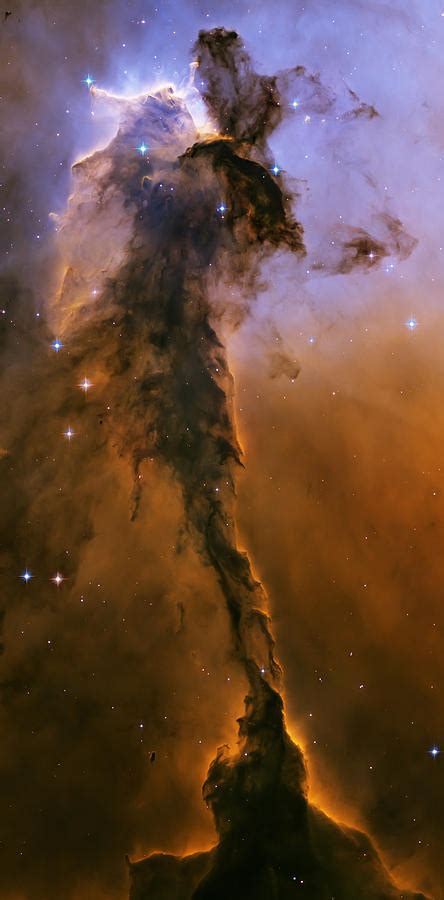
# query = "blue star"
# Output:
<box><xmin>217</xmin><ymin>204</ymin><xmax>226</xmax><ymax>214</ymax></box>
<box><xmin>21</xmin><ymin>569</ymin><xmax>32</xmax><ymax>583</ymax></box>
<box><xmin>406</xmin><ymin>318</ymin><xmax>417</xmax><ymax>331</ymax></box>
<box><xmin>51</xmin><ymin>338</ymin><xmax>63</xmax><ymax>352</ymax></box>
<box><xmin>137</xmin><ymin>142</ymin><xmax>148</xmax><ymax>155</ymax></box>
<box><xmin>271</xmin><ymin>164</ymin><xmax>281</xmax><ymax>176</ymax></box>
<box><xmin>83</xmin><ymin>75</ymin><xmax>95</xmax><ymax>88</ymax></box>
<box><xmin>429</xmin><ymin>745</ymin><xmax>440</xmax><ymax>758</ymax></box>
<box><xmin>291</xmin><ymin>99</ymin><xmax>300</xmax><ymax>109</ymax></box>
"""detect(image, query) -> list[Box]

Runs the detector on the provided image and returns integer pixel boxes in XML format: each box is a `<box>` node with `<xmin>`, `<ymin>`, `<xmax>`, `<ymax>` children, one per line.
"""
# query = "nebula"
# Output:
<box><xmin>39</xmin><ymin>26</ymin><xmax>422</xmax><ymax>899</ymax></box>
<box><xmin>1</xmin><ymin>6</ymin><xmax>442</xmax><ymax>900</ymax></box>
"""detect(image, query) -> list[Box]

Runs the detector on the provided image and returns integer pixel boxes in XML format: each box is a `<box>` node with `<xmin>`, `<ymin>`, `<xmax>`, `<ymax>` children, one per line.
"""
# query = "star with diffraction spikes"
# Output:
<box><xmin>51</xmin><ymin>573</ymin><xmax>64</xmax><ymax>587</ymax></box>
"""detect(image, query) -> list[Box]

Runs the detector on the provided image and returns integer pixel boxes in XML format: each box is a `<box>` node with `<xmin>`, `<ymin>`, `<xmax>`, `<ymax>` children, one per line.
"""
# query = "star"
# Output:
<box><xmin>79</xmin><ymin>377</ymin><xmax>92</xmax><ymax>393</ymax></box>
<box><xmin>137</xmin><ymin>142</ymin><xmax>148</xmax><ymax>155</ymax></box>
<box><xmin>429</xmin><ymin>745</ymin><xmax>440</xmax><ymax>758</ymax></box>
<box><xmin>51</xmin><ymin>338</ymin><xmax>63</xmax><ymax>352</ymax></box>
<box><xmin>51</xmin><ymin>572</ymin><xmax>64</xmax><ymax>587</ymax></box>
<box><xmin>291</xmin><ymin>99</ymin><xmax>300</xmax><ymax>108</ymax></box>
<box><xmin>83</xmin><ymin>75</ymin><xmax>95</xmax><ymax>88</ymax></box>
<box><xmin>406</xmin><ymin>318</ymin><xmax>417</xmax><ymax>330</ymax></box>
<box><xmin>271</xmin><ymin>164</ymin><xmax>281</xmax><ymax>176</ymax></box>
<box><xmin>20</xmin><ymin>569</ymin><xmax>32</xmax><ymax>583</ymax></box>
<box><xmin>63</xmin><ymin>427</ymin><xmax>75</xmax><ymax>441</ymax></box>
<box><xmin>217</xmin><ymin>204</ymin><xmax>226</xmax><ymax>214</ymax></box>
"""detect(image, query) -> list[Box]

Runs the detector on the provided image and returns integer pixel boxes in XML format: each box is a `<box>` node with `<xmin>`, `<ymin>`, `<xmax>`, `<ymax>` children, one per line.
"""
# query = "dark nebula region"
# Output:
<box><xmin>0</xmin><ymin>17</ymin><xmax>437</xmax><ymax>900</ymax></box>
